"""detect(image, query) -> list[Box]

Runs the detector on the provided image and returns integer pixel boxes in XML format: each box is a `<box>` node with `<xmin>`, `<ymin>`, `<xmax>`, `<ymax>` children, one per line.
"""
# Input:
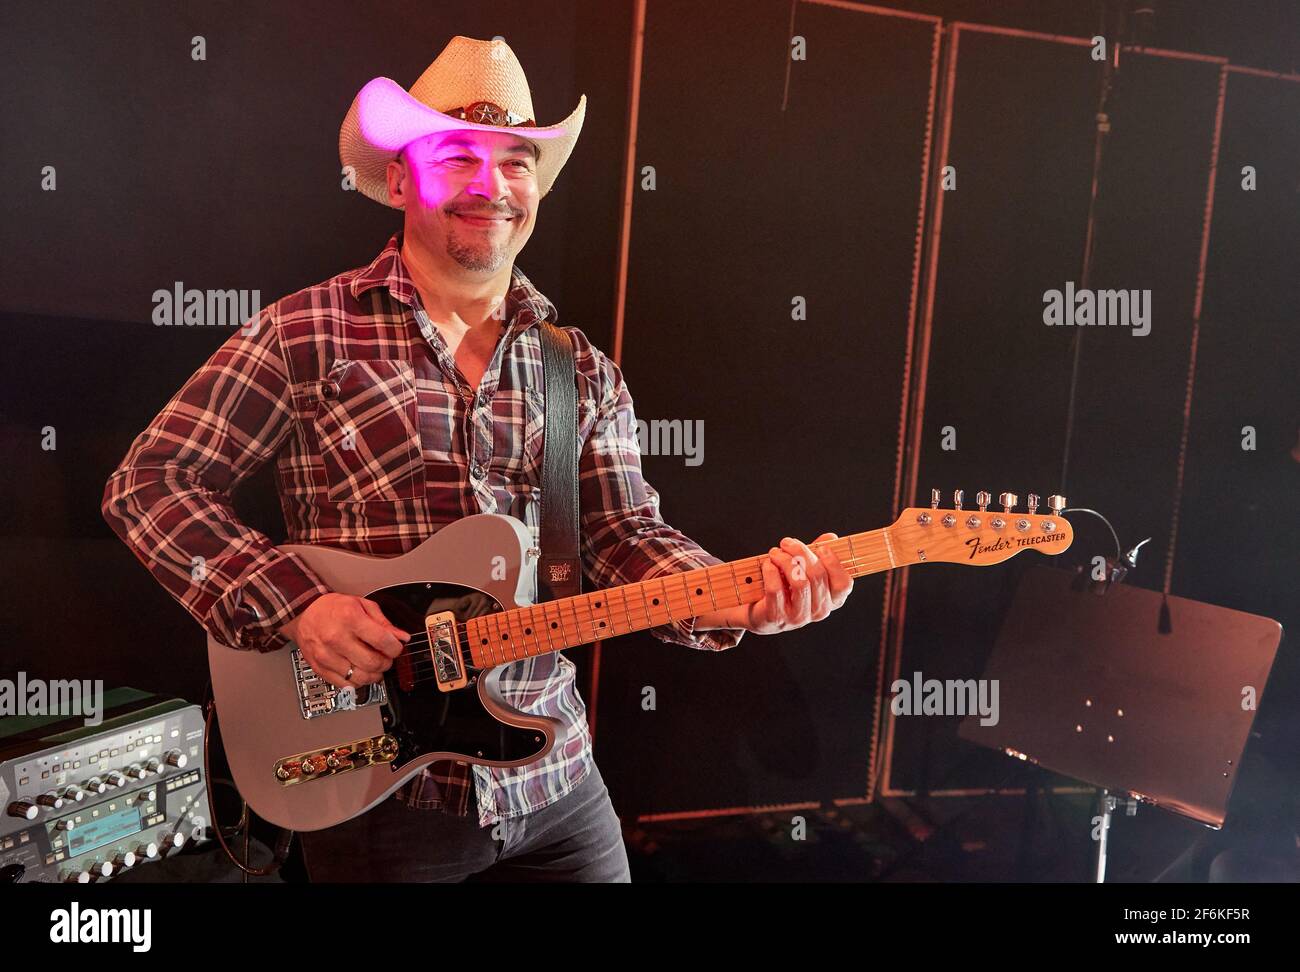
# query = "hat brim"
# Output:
<box><xmin>340</xmin><ymin>77</ymin><xmax>586</xmax><ymax>208</ymax></box>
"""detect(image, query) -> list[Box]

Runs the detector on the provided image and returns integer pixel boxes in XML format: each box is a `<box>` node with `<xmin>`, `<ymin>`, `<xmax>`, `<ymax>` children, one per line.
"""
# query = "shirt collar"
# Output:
<box><xmin>350</xmin><ymin>231</ymin><xmax>557</xmax><ymax>332</ymax></box>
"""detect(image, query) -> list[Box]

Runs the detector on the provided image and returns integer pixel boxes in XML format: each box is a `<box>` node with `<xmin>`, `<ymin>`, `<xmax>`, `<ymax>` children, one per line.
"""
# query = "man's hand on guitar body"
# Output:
<box><xmin>694</xmin><ymin>533</ymin><xmax>854</xmax><ymax>636</ymax></box>
<box><xmin>279</xmin><ymin>593</ymin><xmax>410</xmax><ymax>688</ymax></box>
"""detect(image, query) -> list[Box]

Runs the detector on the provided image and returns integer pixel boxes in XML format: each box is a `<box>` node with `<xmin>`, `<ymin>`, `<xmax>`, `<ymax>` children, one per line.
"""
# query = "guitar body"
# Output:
<box><xmin>207</xmin><ymin>513</ymin><xmax>562</xmax><ymax>832</ymax></box>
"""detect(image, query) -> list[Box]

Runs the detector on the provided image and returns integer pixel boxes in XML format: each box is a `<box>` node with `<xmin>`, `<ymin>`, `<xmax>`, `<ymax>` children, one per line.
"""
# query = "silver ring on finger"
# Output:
<box><xmin>344</xmin><ymin>663</ymin><xmax>354</xmax><ymax>682</ymax></box>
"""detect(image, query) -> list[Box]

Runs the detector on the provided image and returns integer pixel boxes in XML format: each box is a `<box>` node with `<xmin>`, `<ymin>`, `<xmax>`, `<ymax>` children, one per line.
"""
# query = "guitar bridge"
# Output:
<box><xmin>425</xmin><ymin>610</ymin><xmax>469</xmax><ymax>692</ymax></box>
<box><xmin>292</xmin><ymin>649</ymin><xmax>389</xmax><ymax>720</ymax></box>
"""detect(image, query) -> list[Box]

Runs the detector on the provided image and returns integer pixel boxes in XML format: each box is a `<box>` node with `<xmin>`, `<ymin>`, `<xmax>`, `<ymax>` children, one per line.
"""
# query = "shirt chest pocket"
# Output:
<box><xmin>490</xmin><ymin>388</ymin><xmax>598</xmax><ymax>484</ymax></box>
<box><xmin>310</xmin><ymin>358</ymin><xmax>424</xmax><ymax>502</ymax></box>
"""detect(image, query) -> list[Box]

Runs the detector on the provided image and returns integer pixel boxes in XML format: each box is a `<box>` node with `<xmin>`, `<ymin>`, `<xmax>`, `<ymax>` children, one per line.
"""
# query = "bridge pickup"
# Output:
<box><xmin>425</xmin><ymin>610</ymin><xmax>469</xmax><ymax>692</ymax></box>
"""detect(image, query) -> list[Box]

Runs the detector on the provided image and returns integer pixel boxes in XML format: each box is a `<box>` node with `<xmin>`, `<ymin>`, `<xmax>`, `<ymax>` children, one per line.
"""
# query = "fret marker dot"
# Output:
<box><xmin>745</xmin><ymin>577</ymin><xmax>753</xmax><ymax>583</ymax></box>
<box><xmin>481</xmin><ymin>638</ymin><xmax>488</xmax><ymax>645</ymax></box>
<box><xmin>525</xmin><ymin>628</ymin><xmax>532</xmax><ymax>635</ymax></box>
<box><xmin>652</xmin><ymin>598</ymin><xmax>660</xmax><ymax>605</ymax></box>
<box><xmin>599</xmin><ymin>621</ymin><xmax>606</xmax><ymax>628</ymax></box>
<box><xmin>501</xmin><ymin>633</ymin><xmax>509</xmax><ymax>640</ymax></box>
<box><xmin>551</xmin><ymin>621</ymin><xmax>558</xmax><ymax>628</ymax></box>
<box><xmin>695</xmin><ymin>588</ymin><xmax>703</xmax><ymax>595</ymax></box>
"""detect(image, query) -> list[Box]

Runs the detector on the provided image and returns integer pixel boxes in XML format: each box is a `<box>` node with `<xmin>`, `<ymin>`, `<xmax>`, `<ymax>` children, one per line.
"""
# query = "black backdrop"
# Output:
<box><xmin>1</xmin><ymin>0</ymin><xmax>1295</xmax><ymax>829</ymax></box>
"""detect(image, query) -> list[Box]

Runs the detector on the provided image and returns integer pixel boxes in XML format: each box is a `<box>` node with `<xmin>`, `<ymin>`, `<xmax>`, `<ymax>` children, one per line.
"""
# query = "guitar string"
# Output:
<box><xmin>380</xmin><ymin>546</ymin><xmax>900</xmax><ymax>687</ymax></box>
<box><xmin>401</xmin><ymin>542</ymin><xmax>882</xmax><ymax>660</ymax></box>
<box><xmin>407</xmin><ymin>547</ymin><xmax>893</xmax><ymax>668</ymax></box>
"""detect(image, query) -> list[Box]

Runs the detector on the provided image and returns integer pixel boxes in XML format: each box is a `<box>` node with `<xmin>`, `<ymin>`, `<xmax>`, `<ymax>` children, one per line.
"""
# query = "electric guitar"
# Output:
<box><xmin>208</xmin><ymin>490</ymin><xmax>1073</xmax><ymax>830</ymax></box>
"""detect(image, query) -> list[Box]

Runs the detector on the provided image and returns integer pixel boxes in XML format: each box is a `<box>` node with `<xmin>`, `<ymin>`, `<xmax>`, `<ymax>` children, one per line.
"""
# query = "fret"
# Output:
<box><xmin>639</xmin><ymin>580</ymin><xmax>655</xmax><ymax>629</ymax></box>
<box><xmin>679</xmin><ymin>572</ymin><xmax>696</xmax><ymax>618</ymax></box>
<box><xmin>518</xmin><ymin>605</ymin><xmax>537</xmax><ymax>657</ymax></box>
<box><xmin>502</xmin><ymin>610</ymin><xmax>520</xmax><ymax>661</ymax></box>
<box><xmin>478</xmin><ymin>610</ymin><xmax>491</xmax><ymax>665</ymax></box>
<box><xmin>659</xmin><ymin>576</ymin><xmax>675</xmax><ymax>624</ymax></box>
<box><xmin>589</xmin><ymin>593</ymin><xmax>610</xmax><ymax>641</ymax></box>
<box><xmin>459</xmin><ymin>529</ymin><xmax>904</xmax><ymax>669</ymax></box>
<box><xmin>618</xmin><ymin>584</ymin><xmax>636</xmax><ymax>637</ymax></box>
<box><xmin>486</xmin><ymin>610</ymin><xmax>510</xmax><ymax>663</ymax></box>
<box><xmin>465</xmin><ymin>616</ymin><xmax>480</xmax><ymax>666</ymax></box>
<box><xmin>541</xmin><ymin>601</ymin><xmax>559</xmax><ymax>653</ymax></box>
<box><xmin>564</xmin><ymin>595</ymin><xmax>584</xmax><ymax>649</ymax></box>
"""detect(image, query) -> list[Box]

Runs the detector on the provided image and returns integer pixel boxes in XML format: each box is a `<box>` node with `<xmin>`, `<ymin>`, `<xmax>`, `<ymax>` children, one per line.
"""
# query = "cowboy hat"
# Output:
<box><xmin>339</xmin><ymin>35</ymin><xmax>586</xmax><ymax>207</ymax></box>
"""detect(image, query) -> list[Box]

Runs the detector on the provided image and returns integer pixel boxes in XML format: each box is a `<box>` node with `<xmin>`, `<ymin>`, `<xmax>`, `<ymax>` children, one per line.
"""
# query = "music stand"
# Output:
<box><xmin>959</xmin><ymin>566</ymin><xmax>1283</xmax><ymax>882</ymax></box>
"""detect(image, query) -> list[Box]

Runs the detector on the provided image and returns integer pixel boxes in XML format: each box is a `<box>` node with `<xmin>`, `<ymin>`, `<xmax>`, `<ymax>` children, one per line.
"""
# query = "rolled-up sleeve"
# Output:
<box><xmin>575</xmin><ymin>337</ymin><xmax>745</xmax><ymax>652</ymax></box>
<box><xmin>101</xmin><ymin>309</ymin><xmax>331</xmax><ymax>651</ymax></box>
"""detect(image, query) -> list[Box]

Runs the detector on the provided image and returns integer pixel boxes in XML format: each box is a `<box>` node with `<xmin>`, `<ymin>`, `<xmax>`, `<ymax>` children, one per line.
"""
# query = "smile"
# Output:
<box><xmin>454</xmin><ymin>214</ymin><xmax>513</xmax><ymax>227</ymax></box>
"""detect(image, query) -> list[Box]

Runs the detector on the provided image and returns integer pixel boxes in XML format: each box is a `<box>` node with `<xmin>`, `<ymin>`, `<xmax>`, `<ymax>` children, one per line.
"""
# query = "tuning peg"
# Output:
<box><xmin>930</xmin><ymin>488</ymin><xmax>941</xmax><ymax>509</ymax></box>
<box><xmin>1048</xmin><ymin>494</ymin><xmax>1067</xmax><ymax>514</ymax></box>
<box><xmin>953</xmin><ymin>489</ymin><xmax>964</xmax><ymax>511</ymax></box>
<box><xmin>998</xmin><ymin>492</ymin><xmax>1018</xmax><ymax>514</ymax></box>
<box><xmin>975</xmin><ymin>490</ymin><xmax>990</xmax><ymax>512</ymax></box>
<box><xmin>1026</xmin><ymin>493</ymin><xmax>1040</xmax><ymax>515</ymax></box>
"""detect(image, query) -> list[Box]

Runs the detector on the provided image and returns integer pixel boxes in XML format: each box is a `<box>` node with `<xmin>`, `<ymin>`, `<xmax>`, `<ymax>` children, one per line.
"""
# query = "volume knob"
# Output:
<box><xmin>133</xmin><ymin>841</ymin><xmax>160</xmax><ymax>861</ymax></box>
<box><xmin>165</xmin><ymin>749</ymin><xmax>188</xmax><ymax>769</ymax></box>
<box><xmin>112</xmin><ymin>850</ymin><xmax>137</xmax><ymax>870</ymax></box>
<box><xmin>160</xmin><ymin>830</ymin><xmax>187</xmax><ymax>854</ymax></box>
<box><xmin>6</xmin><ymin>800</ymin><xmax>38</xmax><ymax>820</ymax></box>
<box><xmin>85</xmin><ymin>860</ymin><xmax>114</xmax><ymax>880</ymax></box>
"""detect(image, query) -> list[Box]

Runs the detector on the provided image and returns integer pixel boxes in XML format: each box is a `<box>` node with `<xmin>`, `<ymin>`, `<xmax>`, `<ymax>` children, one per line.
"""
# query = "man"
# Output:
<box><xmin>102</xmin><ymin>36</ymin><xmax>853</xmax><ymax>883</ymax></box>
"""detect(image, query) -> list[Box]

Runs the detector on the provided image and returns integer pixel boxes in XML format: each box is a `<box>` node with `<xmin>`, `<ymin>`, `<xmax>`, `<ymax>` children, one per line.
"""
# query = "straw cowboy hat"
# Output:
<box><xmin>339</xmin><ymin>35</ymin><xmax>587</xmax><ymax>207</ymax></box>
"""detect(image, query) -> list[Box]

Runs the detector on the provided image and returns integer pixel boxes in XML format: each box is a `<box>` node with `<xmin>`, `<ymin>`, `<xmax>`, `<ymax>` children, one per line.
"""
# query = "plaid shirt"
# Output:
<box><xmin>102</xmin><ymin>231</ymin><xmax>745</xmax><ymax>827</ymax></box>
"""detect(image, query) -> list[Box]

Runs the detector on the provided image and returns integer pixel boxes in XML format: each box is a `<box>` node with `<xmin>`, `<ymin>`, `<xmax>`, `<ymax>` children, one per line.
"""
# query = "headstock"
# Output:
<box><xmin>891</xmin><ymin>489</ymin><xmax>1074</xmax><ymax>567</ymax></box>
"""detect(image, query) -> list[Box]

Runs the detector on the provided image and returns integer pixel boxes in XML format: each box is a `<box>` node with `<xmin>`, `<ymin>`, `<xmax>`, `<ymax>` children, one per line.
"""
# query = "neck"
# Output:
<box><xmin>461</xmin><ymin>529</ymin><xmax>901</xmax><ymax>669</ymax></box>
<box><xmin>401</xmin><ymin>232</ymin><xmax>511</xmax><ymax>328</ymax></box>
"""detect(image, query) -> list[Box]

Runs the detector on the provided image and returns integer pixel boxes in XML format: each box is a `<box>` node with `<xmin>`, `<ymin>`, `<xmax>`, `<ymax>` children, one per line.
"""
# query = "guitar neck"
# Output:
<box><xmin>464</xmin><ymin>529</ymin><xmax>896</xmax><ymax>668</ymax></box>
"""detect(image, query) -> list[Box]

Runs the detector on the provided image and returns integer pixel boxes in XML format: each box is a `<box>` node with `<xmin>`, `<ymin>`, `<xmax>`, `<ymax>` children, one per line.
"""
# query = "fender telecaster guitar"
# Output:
<box><xmin>208</xmin><ymin>490</ymin><xmax>1073</xmax><ymax>830</ymax></box>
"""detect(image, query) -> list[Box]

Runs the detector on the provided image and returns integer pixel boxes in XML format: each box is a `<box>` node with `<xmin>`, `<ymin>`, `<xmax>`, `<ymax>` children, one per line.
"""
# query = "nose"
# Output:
<box><xmin>465</xmin><ymin>158</ymin><xmax>510</xmax><ymax>203</ymax></box>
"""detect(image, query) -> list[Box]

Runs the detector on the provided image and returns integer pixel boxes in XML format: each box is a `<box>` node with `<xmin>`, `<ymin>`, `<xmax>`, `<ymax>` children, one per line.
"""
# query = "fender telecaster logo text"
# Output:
<box><xmin>966</xmin><ymin>534</ymin><xmax>1066</xmax><ymax>560</ymax></box>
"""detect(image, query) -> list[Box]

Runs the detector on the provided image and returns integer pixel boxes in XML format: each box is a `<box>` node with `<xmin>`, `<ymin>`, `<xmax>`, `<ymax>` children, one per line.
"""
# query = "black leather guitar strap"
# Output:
<box><xmin>537</xmin><ymin>322</ymin><xmax>582</xmax><ymax>603</ymax></box>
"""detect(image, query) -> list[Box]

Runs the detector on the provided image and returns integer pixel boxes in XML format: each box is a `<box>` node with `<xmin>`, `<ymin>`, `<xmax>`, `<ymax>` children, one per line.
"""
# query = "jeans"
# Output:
<box><xmin>298</xmin><ymin>762</ymin><xmax>631</xmax><ymax>882</ymax></box>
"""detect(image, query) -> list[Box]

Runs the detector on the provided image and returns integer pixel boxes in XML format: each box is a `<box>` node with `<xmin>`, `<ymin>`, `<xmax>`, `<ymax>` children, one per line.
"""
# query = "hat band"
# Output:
<box><xmin>444</xmin><ymin>100</ymin><xmax>536</xmax><ymax>127</ymax></box>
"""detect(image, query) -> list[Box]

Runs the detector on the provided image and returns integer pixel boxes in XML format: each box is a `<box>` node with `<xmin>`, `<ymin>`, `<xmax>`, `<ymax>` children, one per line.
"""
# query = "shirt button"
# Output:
<box><xmin>471</xmin><ymin>460</ymin><xmax>485</xmax><ymax>478</ymax></box>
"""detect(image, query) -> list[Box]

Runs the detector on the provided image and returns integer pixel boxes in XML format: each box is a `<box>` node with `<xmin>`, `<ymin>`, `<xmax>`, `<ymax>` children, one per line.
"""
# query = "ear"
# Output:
<box><xmin>385</xmin><ymin>152</ymin><xmax>408</xmax><ymax>209</ymax></box>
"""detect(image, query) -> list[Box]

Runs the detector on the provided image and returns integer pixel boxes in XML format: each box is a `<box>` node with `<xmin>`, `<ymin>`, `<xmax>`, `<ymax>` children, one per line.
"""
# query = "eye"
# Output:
<box><xmin>507</xmin><ymin>160</ymin><xmax>531</xmax><ymax>170</ymax></box>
